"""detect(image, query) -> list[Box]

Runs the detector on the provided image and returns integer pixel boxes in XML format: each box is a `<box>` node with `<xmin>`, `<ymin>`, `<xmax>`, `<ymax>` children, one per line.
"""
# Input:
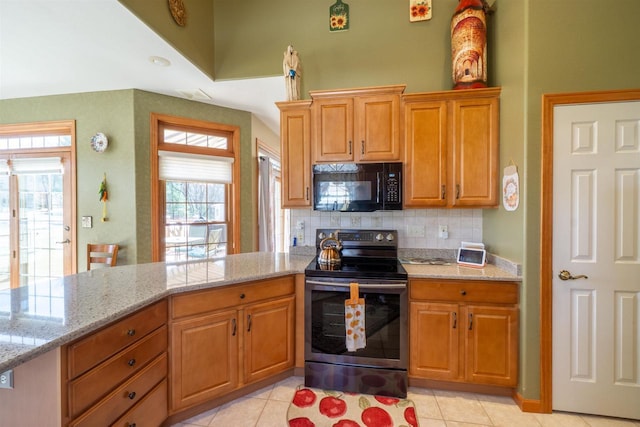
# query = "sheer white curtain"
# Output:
<box><xmin>258</xmin><ymin>156</ymin><xmax>275</xmax><ymax>251</ymax></box>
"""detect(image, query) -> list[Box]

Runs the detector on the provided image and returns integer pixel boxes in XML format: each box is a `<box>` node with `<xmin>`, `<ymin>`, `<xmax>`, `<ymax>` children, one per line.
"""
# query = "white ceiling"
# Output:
<box><xmin>0</xmin><ymin>0</ymin><xmax>284</xmax><ymax>133</ymax></box>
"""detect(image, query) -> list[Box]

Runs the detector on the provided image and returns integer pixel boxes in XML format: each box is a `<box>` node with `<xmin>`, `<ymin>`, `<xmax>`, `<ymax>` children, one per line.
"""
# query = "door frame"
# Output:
<box><xmin>539</xmin><ymin>88</ymin><xmax>640</xmax><ymax>413</ymax></box>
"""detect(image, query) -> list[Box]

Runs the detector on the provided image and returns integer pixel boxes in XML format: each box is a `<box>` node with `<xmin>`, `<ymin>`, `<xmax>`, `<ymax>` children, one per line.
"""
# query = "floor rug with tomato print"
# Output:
<box><xmin>287</xmin><ymin>386</ymin><xmax>419</xmax><ymax>427</ymax></box>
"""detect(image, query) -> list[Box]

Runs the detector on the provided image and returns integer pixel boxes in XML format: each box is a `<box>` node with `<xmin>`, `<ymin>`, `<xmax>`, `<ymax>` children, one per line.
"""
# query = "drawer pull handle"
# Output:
<box><xmin>240</xmin><ymin>293</ymin><xmax>246</xmax><ymax>299</ymax></box>
<box><xmin>127</xmin><ymin>391</ymin><xmax>136</xmax><ymax>400</ymax></box>
<box><xmin>127</xmin><ymin>358</ymin><xmax>136</xmax><ymax>367</ymax></box>
<box><xmin>232</xmin><ymin>318</ymin><xmax>237</xmax><ymax>336</ymax></box>
<box><xmin>460</xmin><ymin>290</ymin><xmax>467</xmax><ymax>296</ymax></box>
<box><xmin>127</xmin><ymin>424</ymin><xmax>136</xmax><ymax>427</ymax></box>
<box><xmin>127</xmin><ymin>329</ymin><xmax>136</xmax><ymax>337</ymax></box>
<box><xmin>247</xmin><ymin>314</ymin><xmax>252</xmax><ymax>332</ymax></box>
<box><xmin>468</xmin><ymin>313</ymin><xmax>473</xmax><ymax>330</ymax></box>
<box><xmin>452</xmin><ymin>312</ymin><xmax>457</xmax><ymax>329</ymax></box>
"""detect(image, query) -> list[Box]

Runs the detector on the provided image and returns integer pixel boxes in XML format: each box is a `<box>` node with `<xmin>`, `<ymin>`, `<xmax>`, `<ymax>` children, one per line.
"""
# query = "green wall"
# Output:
<box><xmin>119</xmin><ymin>0</ymin><xmax>216</xmax><ymax>80</ymax></box>
<box><xmin>0</xmin><ymin>90</ymin><xmax>252</xmax><ymax>267</ymax></box>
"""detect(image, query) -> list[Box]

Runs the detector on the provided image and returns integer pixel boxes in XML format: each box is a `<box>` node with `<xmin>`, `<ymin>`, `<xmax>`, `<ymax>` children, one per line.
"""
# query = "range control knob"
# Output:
<box><xmin>318</xmin><ymin>232</ymin><xmax>326</xmax><ymax>240</ymax></box>
<box><xmin>386</xmin><ymin>233</ymin><xmax>395</xmax><ymax>242</ymax></box>
<box><xmin>375</xmin><ymin>233</ymin><xmax>384</xmax><ymax>242</ymax></box>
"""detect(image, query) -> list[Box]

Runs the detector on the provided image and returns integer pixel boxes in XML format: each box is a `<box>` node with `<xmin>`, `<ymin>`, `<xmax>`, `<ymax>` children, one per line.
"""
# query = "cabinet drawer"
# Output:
<box><xmin>68</xmin><ymin>325</ymin><xmax>167</xmax><ymax>418</ymax></box>
<box><xmin>172</xmin><ymin>276</ymin><xmax>295</xmax><ymax>319</ymax></box>
<box><xmin>67</xmin><ymin>300</ymin><xmax>167</xmax><ymax>379</ymax></box>
<box><xmin>410</xmin><ymin>280</ymin><xmax>518</xmax><ymax>304</ymax></box>
<box><xmin>111</xmin><ymin>379</ymin><xmax>168</xmax><ymax>427</ymax></box>
<box><xmin>69</xmin><ymin>353</ymin><xmax>167</xmax><ymax>427</ymax></box>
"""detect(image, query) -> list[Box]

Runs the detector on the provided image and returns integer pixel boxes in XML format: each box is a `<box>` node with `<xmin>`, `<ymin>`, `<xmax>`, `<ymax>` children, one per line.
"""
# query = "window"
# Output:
<box><xmin>151</xmin><ymin>114</ymin><xmax>240</xmax><ymax>263</ymax></box>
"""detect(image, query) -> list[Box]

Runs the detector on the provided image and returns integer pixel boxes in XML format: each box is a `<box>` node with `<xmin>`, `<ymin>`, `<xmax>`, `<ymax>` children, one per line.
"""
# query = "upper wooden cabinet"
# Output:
<box><xmin>310</xmin><ymin>85</ymin><xmax>405</xmax><ymax>163</ymax></box>
<box><xmin>403</xmin><ymin>87</ymin><xmax>500</xmax><ymax>208</ymax></box>
<box><xmin>277</xmin><ymin>100</ymin><xmax>312</xmax><ymax>208</ymax></box>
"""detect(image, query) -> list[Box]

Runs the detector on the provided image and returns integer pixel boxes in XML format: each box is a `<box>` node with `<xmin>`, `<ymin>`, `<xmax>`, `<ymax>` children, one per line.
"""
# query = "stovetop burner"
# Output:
<box><xmin>305</xmin><ymin>228</ymin><xmax>408</xmax><ymax>281</ymax></box>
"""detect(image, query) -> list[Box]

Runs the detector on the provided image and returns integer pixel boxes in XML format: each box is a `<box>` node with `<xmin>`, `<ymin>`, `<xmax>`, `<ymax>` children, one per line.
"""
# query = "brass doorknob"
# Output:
<box><xmin>558</xmin><ymin>270</ymin><xmax>588</xmax><ymax>281</ymax></box>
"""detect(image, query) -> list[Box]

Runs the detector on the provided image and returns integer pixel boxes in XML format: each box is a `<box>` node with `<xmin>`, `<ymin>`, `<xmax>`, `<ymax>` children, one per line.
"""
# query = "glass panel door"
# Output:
<box><xmin>0</xmin><ymin>153</ymin><xmax>72</xmax><ymax>290</ymax></box>
<box><xmin>0</xmin><ymin>174</ymin><xmax>9</xmax><ymax>290</ymax></box>
<box><xmin>18</xmin><ymin>171</ymin><xmax>65</xmax><ymax>287</ymax></box>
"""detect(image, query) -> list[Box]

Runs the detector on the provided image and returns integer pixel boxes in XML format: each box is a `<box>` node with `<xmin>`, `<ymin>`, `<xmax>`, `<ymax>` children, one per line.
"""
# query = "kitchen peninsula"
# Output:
<box><xmin>0</xmin><ymin>251</ymin><xmax>520</xmax><ymax>426</ymax></box>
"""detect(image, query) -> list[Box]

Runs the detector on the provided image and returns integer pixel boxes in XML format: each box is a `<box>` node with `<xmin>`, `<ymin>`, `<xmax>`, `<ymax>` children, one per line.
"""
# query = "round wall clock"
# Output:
<box><xmin>168</xmin><ymin>0</ymin><xmax>187</xmax><ymax>26</ymax></box>
<box><xmin>90</xmin><ymin>133</ymin><xmax>109</xmax><ymax>153</ymax></box>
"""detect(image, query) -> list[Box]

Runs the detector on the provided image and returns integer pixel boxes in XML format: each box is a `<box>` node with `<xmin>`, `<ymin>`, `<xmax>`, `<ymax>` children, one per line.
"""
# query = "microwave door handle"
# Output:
<box><xmin>376</xmin><ymin>172</ymin><xmax>382</xmax><ymax>204</ymax></box>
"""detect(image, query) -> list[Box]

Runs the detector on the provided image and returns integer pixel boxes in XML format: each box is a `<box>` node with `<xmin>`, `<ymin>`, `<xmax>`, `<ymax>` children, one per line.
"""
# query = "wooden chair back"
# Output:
<box><xmin>87</xmin><ymin>244</ymin><xmax>119</xmax><ymax>270</ymax></box>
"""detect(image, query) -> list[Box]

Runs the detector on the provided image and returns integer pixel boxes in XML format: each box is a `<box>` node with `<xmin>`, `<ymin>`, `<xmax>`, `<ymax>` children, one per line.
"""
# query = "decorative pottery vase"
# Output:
<box><xmin>451</xmin><ymin>0</ymin><xmax>488</xmax><ymax>89</ymax></box>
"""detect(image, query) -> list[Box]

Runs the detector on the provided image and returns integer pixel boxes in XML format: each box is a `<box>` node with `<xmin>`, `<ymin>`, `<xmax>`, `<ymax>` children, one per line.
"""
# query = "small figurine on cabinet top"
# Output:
<box><xmin>283</xmin><ymin>45</ymin><xmax>302</xmax><ymax>101</ymax></box>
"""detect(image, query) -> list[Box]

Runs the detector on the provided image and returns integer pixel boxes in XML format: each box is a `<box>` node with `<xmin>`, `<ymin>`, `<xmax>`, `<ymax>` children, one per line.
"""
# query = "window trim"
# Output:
<box><xmin>150</xmin><ymin>113</ymin><xmax>240</xmax><ymax>262</ymax></box>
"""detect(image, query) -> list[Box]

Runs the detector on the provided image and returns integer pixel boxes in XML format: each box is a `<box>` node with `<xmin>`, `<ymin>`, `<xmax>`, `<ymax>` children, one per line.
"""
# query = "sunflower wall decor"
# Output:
<box><xmin>329</xmin><ymin>0</ymin><xmax>349</xmax><ymax>32</ymax></box>
<box><xmin>410</xmin><ymin>0</ymin><xmax>432</xmax><ymax>22</ymax></box>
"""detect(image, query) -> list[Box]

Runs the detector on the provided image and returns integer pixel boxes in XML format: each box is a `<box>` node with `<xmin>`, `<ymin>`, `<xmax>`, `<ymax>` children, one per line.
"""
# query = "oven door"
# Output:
<box><xmin>304</xmin><ymin>278</ymin><xmax>407</xmax><ymax>369</ymax></box>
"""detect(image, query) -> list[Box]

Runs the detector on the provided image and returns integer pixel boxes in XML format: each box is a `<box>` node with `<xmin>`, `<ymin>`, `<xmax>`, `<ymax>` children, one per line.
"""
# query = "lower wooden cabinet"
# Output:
<box><xmin>409</xmin><ymin>279</ymin><xmax>518</xmax><ymax>387</ymax></box>
<box><xmin>62</xmin><ymin>300</ymin><xmax>168</xmax><ymax>427</ymax></box>
<box><xmin>170</xmin><ymin>277</ymin><xmax>295</xmax><ymax>412</ymax></box>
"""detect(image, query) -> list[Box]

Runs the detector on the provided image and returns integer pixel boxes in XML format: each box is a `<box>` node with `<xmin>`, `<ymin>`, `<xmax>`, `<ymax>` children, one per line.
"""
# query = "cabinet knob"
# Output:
<box><xmin>127</xmin><ymin>391</ymin><xmax>136</xmax><ymax>400</ymax></box>
<box><xmin>240</xmin><ymin>293</ymin><xmax>246</xmax><ymax>299</ymax></box>
<box><xmin>127</xmin><ymin>329</ymin><xmax>136</xmax><ymax>337</ymax></box>
<box><xmin>460</xmin><ymin>290</ymin><xmax>467</xmax><ymax>296</ymax></box>
<box><xmin>127</xmin><ymin>358</ymin><xmax>136</xmax><ymax>367</ymax></box>
<box><xmin>127</xmin><ymin>424</ymin><xmax>136</xmax><ymax>427</ymax></box>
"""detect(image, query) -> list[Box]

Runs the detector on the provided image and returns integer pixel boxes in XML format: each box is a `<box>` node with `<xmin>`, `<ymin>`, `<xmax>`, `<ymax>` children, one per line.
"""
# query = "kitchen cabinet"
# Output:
<box><xmin>169</xmin><ymin>276</ymin><xmax>295</xmax><ymax>412</ymax></box>
<box><xmin>62</xmin><ymin>300</ymin><xmax>168</xmax><ymax>427</ymax></box>
<box><xmin>276</xmin><ymin>100</ymin><xmax>312</xmax><ymax>207</ymax></box>
<box><xmin>403</xmin><ymin>87</ymin><xmax>500</xmax><ymax>207</ymax></box>
<box><xmin>310</xmin><ymin>85</ymin><xmax>405</xmax><ymax>163</ymax></box>
<box><xmin>409</xmin><ymin>279</ymin><xmax>518</xmax><ymax>387</ymax></box>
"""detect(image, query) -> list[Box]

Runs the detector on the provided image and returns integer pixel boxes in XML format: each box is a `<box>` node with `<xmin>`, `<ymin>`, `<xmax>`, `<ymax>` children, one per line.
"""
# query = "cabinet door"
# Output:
<box><xmin>403</xmin><ymin>100</ymin><xmax>448</xmax><ymax>207</ymax></box>
<box><xmin>313</xmin><ymin>97</ymin><xmax>354</xmax><ymax>162</ymax></box>
<box><xmin>244</xmin><ymin>296</ymin><xmax>295</xmax><ymax>384</ymax></box>
<box><xmin>465</xmin><ymin>305</ymin><xmax>518</xmax><ymax>386</ymax></box>
<box><xmin>451</xmin><ymin>96</ymin><xmax>499</xmax><ymax>207</ymax></box>
<box><xmin>170</xmin><ymin>309</ymin><xmax>239</xmax><ymax>411</ymax></box>
<box><xmin>356</xmin><ymin>94</ymin><xmax>402</xmax><ymax>162</ymax></box>
<box><xmin>409</xmin><ymin>302</ymin><xmax>460</xmax><ymax>380</ymax></box>
<box><xmin>279</xmin><ymin>102</ymin><xmax>312</xmax><ymax>207</ymax></box>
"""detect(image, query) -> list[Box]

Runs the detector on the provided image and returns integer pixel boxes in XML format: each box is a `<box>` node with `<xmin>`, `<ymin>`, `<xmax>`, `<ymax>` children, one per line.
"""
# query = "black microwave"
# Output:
<box><xmin>312</xmin><ymin>162</ymin><xmax>402</xmax><ymax>212</ymax></box>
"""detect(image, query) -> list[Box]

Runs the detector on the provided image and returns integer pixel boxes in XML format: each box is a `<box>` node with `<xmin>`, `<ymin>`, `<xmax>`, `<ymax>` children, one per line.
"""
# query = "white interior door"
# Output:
<box><xmin>553</xmin><ymin>101</ymin><xmax>640</xmax><ymax>419</ymax></box>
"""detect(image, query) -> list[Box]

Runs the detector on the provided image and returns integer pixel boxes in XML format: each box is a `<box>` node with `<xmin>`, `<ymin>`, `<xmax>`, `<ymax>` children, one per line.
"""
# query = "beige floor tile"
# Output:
<box><xmin>478</xmin><ymin>396</ymin><xmax>541</xmax><ymax>427</ymax></box>
<box><xmin>408</xmin><ymin>387</ymin><xmax>443</xmax><ymax>420</ymax></box>
<box><xmin>445</xmin><ymin>422</ymin><xmax>492</xmax><ymax>427</ymax></box>
<box><xmin>246</xmin><ymin>383</ymin><xmax>275</xmax><ymax>400</ymax></box>
<box><xmin>419</xmin><ymin>418</ymin><xmax>447</xmax><ymax>427</ymax></box>
<box><xmin>269</xmin><ymin>375</ymin><xmax>305</xmax><ymax>402</ymax></box>
<box><xmin>208</xmin><ymin>396</ymin><xmax>267</xmax><ymax>427</ymax></box>
<box><xmin>582</xmin><ymin>415</ymin><xmax>640</xmax><ymax>427</ymax></box>
<box><xmin>433</xmin><ymin>389</ymin><xmax>492</xmax><ymax>425</ymax></box>
<box><xmin>534</xmin><ymin>411</ymin><xmax>590</xmax><ymax>427</ymax></box>
<box><xmin>256</xmin><ymin>399</ymin><xmax>290</xmax><ymax>426</ymax></box>
<box><xmin>173</xmin><ymin>407</ymin><xmax>219</xmax><ymax>426</ymax></box>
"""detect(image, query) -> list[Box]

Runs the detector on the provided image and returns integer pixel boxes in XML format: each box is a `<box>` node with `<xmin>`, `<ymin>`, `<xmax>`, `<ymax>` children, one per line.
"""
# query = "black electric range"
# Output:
<box><xmin>304</xmin><ymin>228</ymin><xmax>408</xmax><ymax>281</ymax></box>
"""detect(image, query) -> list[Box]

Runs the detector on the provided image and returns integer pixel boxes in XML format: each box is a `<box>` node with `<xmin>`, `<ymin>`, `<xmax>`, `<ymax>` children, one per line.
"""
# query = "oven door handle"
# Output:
<box><xmin>305</xmin><ymin>279</ymin><xmax>406</xmax><ymax>289</ymax></box>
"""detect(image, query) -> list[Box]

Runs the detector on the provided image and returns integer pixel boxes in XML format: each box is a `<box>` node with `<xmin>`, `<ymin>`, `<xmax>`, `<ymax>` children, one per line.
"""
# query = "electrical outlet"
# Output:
<box><xmin>82</xmin><ymin>216</ymin><xmax>92</xmax><ymax>228</ymax></box>
<box><xmin>438</xmin><ymin>225</ymin><xmax>449</xmax><ymax>239</ymax></box>
<box><xmin>0</xmin><ymin>369</ymin><xmax>13</xmax><ymax>389</ymax></box>
<box><xmin>407</xmin><ymin>225</ymin><xmax>426</xmax><ymax>237</ymax></box>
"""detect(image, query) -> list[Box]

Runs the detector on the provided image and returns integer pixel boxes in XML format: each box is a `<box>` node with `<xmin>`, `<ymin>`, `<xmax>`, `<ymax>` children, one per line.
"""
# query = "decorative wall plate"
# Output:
<box><xmin>90</xmin><ymin>133</ymin><xmax>108</xmax><ymax>153</ymax></box>
<box><xmin>168</xmin><ymin>0</ymin><xmax>187</xmax><ymax>26</ymax></box>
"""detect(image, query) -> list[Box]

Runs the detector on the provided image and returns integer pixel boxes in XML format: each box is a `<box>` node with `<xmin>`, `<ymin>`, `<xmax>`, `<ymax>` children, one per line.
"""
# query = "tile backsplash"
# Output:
<box><xmin>290</xmin><ymin>208</ymin><xmax>483</xmax><ymax>250</ymax></box>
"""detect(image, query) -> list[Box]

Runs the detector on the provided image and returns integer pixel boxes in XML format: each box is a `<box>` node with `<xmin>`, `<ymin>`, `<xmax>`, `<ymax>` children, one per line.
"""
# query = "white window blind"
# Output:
<box><xmin>158</xmin><ymin>150</ymin><xmax>234</xmax><ymax>183</ymax></box>
<box><xmin>10</xmin><ymin>157</ymin><xmax>63</xmax><ymax>175</ymax></box>
<box><xmin>0</xmin><ymin>159</ymin><xmax>8</xmax><ymax>175</ymax></box>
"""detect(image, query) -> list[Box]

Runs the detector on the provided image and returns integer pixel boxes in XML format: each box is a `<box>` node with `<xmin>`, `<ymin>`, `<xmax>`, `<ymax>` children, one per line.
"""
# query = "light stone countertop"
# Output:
<box><xmin>0</xmin><ymin>252</ymin><xmax>313</xmax><ymax>373</ymax></box>
<box><xmin>0</xmin><ymin>251</ymin><xmax>520</xmax><ymax>373</ymax></box>
<box><xmin>403</xmin><ymin>262</ymin><xmax>520</xmax><ymax>281</ymax></box>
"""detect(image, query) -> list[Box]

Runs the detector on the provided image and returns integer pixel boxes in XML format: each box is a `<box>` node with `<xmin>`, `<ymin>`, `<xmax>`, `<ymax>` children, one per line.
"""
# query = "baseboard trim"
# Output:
<box><xmin>513</xmin><ymin>391</ymin><xmax>547</xmax><ymax>413</ymax></box>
